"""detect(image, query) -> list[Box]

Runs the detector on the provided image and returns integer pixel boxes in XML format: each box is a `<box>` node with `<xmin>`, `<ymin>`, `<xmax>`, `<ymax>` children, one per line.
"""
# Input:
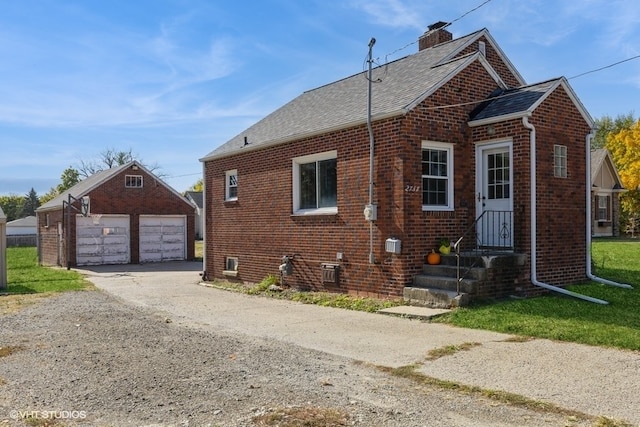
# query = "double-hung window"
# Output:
<box><xmin>554</xmin><ymin>145</ymin><xmax>567</xmax><ymax>178</ymax></box>
<box><xmin>421</xmin><ymin>141</ymin><xmax>454</xmax><ymax>211</ymax></box>
<box><xmin>293</xmin><ymin>151</ymin><xmax>337</xmax><ymax>214</ymax></box>
<box><xmin>225</xmin><ymin>169</ymin><xmax>238</xmax><ymax>201</ymax></box>
<box><xmin>597</xmin><ymin>195</ymin><xmax>611</xmax><ymax>221</ymax></box>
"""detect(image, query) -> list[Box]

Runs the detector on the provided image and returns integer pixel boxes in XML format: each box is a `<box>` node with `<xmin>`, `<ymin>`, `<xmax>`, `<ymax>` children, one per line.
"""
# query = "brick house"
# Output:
<box><xmin>200</xmin><ymin>24</ymin><xmax>596</xmax><ymax>303</ymax></box>
<box><xmin>591</xmin><ymin>148</ymin><xmax>625</xmax><ymax>237</ymax></box>
<box><xmin>36</xmin><ymin>161</ymin><xmax>196</xmax><ymax>267</ymax></box>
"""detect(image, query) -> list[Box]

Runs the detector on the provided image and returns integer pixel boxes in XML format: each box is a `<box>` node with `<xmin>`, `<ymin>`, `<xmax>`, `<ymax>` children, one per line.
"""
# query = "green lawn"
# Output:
<box><xmin>435</xmin><ymin>238</ymin><xmax>640</xmax><ymax>351</ymax></box>
<box><xmin>4</xmin><ymin>247</ymin><xmax>88</xmax><ymax>294</ymax></box>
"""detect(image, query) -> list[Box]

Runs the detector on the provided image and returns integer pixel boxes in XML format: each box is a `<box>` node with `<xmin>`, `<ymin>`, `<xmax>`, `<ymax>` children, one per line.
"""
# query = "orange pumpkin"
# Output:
<box><xmin>426</xmin><ymin>249</ymin><xmax>441</xmax><ymax>265</ymax></box>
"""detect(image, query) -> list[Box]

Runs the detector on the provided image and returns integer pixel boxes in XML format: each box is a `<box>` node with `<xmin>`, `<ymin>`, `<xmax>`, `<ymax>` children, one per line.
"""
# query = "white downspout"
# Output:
<box><xmin>200</xmin><ymin>160</ymin><xmax>207</xmax><ymax>281</ymax></box>
<box><xmin>522</xmin><ymin>116</ymin><xmax>608</xmax><ymax>304</ymax></box>
<box><xmin>585</xmin><ymin>132</ymin><xmax>633</xmax><ymax>289</ymax></box>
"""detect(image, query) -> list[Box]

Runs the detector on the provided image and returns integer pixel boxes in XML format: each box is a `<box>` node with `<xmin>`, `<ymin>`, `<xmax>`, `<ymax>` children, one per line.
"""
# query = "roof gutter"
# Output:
<box><xmin>522</xmin><ymin>116</ymin><xmax>608</xmax><ymax>304</ymax></box>
<box><xmin>585</xmin><ymin>131</ymin><xmax>633</xmax><ymax>289</ymax></box>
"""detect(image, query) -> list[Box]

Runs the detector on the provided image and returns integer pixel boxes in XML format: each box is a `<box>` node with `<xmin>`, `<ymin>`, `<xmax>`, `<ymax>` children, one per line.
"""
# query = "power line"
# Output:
<box><xmin>166</xmin><ymin>172</ymin><xmax>201</xmax><ymax>179</ymax></box>
<box><xmin>443</xmin><ymin>0</ymin><xmax>492</xmax><ymax>30</ymax></box>
<box><xmin>424</xmin><ymin>53</ymin><xmax>640</xmax><ymax>111</ymax></box>
<box><xmin>569</xmin><ymin>54</ymin><xmax>640</xmax><ymax>80</ymax></box>
<box><xmin>381</xmin><ymin>0</ymin><xmax>493</xmax><ymax>61</ymax></box>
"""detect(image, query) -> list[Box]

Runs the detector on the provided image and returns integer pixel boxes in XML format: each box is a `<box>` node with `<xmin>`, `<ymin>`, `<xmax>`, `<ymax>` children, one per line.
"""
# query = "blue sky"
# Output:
<box><xmin>1</xmin><ymin>0</ymin><xmax>639</xmax><ymax>196</ymax></box>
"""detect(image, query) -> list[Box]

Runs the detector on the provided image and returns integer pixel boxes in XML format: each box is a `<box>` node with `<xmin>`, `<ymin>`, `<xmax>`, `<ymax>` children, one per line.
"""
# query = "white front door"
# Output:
<box><xmin>476</xmin><ymin>142</ymin><xmax>513</xmax><ymax>248</ymax></box>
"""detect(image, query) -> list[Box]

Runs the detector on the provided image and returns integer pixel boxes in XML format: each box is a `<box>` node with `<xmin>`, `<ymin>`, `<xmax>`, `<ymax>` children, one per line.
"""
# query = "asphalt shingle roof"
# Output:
<box><xmin>201</xmin><ymin>29</ymin><xmax>496</xmax><ymax>161</ymax></box>
<box><xmin>37</xmin><ymin>165</ymin><xmax>129</xmax><ymax>212</ymax></box>
<box><xmin>469</xmin><ymin>79</ymin><xmax>560</xmax><ymax>122</ymax></box>
<box><xmin>185</xmin><ymin>191</ymin><xmax>203</xmax><ymax>208</ymax></box>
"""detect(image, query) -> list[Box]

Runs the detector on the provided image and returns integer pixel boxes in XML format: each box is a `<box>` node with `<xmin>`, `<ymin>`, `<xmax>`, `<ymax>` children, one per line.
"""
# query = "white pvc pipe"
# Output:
<box><xmin>522</xmin><ymin>116</ymin><xmax>608</xmax><ymax>304</ymax></box>
<box><xmin>585</xmin><ymin>132</ymin><xmax>633</xmax><ymax>289</ymax></box>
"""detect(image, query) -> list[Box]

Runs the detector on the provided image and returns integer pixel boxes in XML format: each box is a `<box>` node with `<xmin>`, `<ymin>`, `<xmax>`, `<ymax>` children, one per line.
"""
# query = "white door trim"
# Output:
<box><xmin>475</xmin><ymin>139</ymin><xmax>514</xmax><ymax>248</ymax></box>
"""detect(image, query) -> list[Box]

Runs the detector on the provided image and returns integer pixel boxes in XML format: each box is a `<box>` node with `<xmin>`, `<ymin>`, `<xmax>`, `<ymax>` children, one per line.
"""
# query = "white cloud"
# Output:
<box><xmin>348</xmin><ymin>0</ymin><xmax>425</xmax><ymax>30</ymax></box>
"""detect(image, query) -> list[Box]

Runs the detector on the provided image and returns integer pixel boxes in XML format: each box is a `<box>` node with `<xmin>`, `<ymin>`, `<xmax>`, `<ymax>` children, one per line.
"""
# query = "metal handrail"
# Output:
<box><xmin>453</xmin><ymin>211</ymin><xmax>487</xmax><ymax>295</ymax></box>
<box><xmin>453</xmin><ymin>210</ymin><xmax>513</xmax><ymax>295</ymax></box>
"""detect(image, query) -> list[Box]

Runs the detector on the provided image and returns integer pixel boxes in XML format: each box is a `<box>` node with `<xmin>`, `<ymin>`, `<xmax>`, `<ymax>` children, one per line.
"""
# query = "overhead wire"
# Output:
<box><xmin>360</xmin><ymin>0</ymin><xmax>638</xmax><ymax>110</ymax></box>
<box><xmin>568</xmin><ymin>54</ymin><xmax>640</xmax><ymax>80</ymax></box>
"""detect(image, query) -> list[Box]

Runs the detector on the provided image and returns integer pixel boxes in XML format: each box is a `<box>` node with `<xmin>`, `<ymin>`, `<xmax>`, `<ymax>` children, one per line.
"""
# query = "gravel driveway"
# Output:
<box><xmin>0</xmin><ymin>262</ymin><xmax>618</xmax><ymax>426</ymax></box>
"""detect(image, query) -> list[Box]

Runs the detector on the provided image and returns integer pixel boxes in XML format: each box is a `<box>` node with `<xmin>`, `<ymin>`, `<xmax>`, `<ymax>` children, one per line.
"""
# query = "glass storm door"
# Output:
<box><xmin>476</xmin><ymin>143</ymin><xmax>513</xmax><ymax>248</ymax></box>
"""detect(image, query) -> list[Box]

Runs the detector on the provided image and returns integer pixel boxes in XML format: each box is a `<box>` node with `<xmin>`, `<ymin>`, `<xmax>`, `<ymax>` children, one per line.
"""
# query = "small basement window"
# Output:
<box><xmin>223</xmin><ymin>257</ymin><xmax>238</xmax><ymax>277</ymax></box>
<box><xmin>125</xmin><ymin>175</ymin><xmax>143</xmax><ymax>188</ymax></box>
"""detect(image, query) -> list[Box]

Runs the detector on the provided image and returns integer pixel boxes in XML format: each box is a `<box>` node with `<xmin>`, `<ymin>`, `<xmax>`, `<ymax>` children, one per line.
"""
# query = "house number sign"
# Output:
<box><xmin>404</xmin><ymin>185</ymin><xmax>420</xmax><ymax>193</ymax></box>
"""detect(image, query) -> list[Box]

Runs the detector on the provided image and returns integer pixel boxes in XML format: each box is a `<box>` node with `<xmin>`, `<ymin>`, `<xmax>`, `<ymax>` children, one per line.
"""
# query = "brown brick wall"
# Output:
<box><xmin>528</xmin><ymin>87</ymin><xmax>589</xmax><ymax>286</ymax></box>
<box><xmin>37</xmin><ymin>210</ymin><xmax>64</xmax><ymax>266</ymax></box>
<box><xmin>455</xmin><ymin>35</ymin><xmax>522</xmax><ymax>88</ymax></box>
<box><xmin>204</xmin><ymin>65</ymin><xmax>590</xmax><ymax>298</ymax></box>
<box><xmin>204</xmin><ymin>58</ymin><xmax>504</xmax><ymax>297</ymax></box>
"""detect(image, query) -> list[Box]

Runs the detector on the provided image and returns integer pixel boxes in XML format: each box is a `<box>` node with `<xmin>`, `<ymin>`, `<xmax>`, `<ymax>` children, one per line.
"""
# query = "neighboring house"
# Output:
<box><xmin>36</xmin><ymin>161</ymin><xmax>196</xmax><ymax>267</ymax></box>
<box><xmin>6</xmin><ymin>215</ymin><xmax>37</xmax><ymax>247</ymax></box>
<box><xmin>185</xmin><ymin>191</ymin><xmax>204</xmax><ymax>240</ymax></box>
<box><xmin>6</xmin><ymin>216</ymin><xmax>37</xmax><ymax>235</ymax></box>
<box><xmin>200</xmin><ymin>23</ymin><xmax>595</xmax><ymax>301</ymax></box>
<box><xmin>591</xmin><ymin>148</ymin><xmax>625</xmax><ymax>237</ymax></box>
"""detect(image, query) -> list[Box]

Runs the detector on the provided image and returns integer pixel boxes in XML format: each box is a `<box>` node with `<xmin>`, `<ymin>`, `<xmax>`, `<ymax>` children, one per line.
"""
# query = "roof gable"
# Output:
<box><xmin>591</xmin><ymin>148</ymin><xmax>624</xmax><ymax>189</ymax></box>
<box><xmin>469</xmin><ymin>77</ymin><xmax>593</xmax><ymax>127</ymax></box>
<box><xmin>201</xmin><ymin>28</ymin><xmax>511</xmax><ymax>162</ymax></box>
<box><xmin>37</xmin><ymin>161</ymin><xmax>193</xmax><ymax>212</ymax></box>
<box><xmin>437</xmin><ymin>28</ymin><xmax>525</xmax><ymax>87</ymax></box>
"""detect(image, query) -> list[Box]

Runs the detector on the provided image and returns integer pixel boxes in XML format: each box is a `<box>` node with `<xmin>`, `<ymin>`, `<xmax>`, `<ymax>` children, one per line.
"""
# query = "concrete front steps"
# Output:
<box><xmin>404</xmin><ymin>252</ymin><xmax>526</xmax><ymax>309</ymax></box>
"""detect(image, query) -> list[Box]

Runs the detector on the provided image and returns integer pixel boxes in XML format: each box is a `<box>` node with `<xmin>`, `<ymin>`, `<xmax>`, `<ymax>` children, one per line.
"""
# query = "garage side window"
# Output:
<box><xmin>292</xmin><ymin>150</ymin><xmax>337</xmax><ymax>215</ymax></box>
<box><xmin>125</xmin><ymin>175</ymin><xmax>143</xmax><ymax>188</ymax></box>
<box><xmin>225</xmin><ymin>170</ymin><xmax>238</xmax><ymax>201</ymax></box>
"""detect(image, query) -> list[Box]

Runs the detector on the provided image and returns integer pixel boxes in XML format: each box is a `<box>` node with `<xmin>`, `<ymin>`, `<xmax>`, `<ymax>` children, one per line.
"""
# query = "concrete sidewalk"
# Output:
<box><xmin>79</xmin><ymin>262</ymin><xmax>640</xmax><ymax>424</ymax></box>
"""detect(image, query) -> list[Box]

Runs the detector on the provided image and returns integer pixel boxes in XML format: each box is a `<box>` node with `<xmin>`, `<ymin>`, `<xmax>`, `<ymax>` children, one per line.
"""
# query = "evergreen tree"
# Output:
<box><xmin>20</xmin><ymin>188</ymin><xmax>40</xmax><ymax>217</ymax></box>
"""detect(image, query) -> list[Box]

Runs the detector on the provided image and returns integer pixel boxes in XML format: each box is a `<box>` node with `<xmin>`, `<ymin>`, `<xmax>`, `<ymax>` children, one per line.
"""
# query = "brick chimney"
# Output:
<box><xmin>418</xmin><ymin>21</ymin><xmax>452</xmax><ymax>51</ymax></box>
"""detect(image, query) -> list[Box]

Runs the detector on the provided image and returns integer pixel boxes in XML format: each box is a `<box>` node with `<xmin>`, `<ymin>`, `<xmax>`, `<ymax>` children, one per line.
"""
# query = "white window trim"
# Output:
<box><xmin>597</xmin><ymin>193</ymin><xmax>611</xmax><ymax>222</ymax></box>
<box><xmin>554</xmin><ymin>144</ymin><xmax>567</xmax><ymax>178</ymax></box>
<box><xmin>421</xmin><ymin>141</ymin><xmax>455</xmax><ymax>211</ymax></box>
<box><xmin>292</xmin><ymin>150</ymin><xmax>338</xmax><ymax>215</ymax></box>
<box><xmin>225</xmin><ymin>169</ymin><xmax>238</xmax><ymax>201</ymax></box>
<box><xmin>125</xmin><ymin>175</ymin><xmax>143</xmax><ymax>188</ymax></box>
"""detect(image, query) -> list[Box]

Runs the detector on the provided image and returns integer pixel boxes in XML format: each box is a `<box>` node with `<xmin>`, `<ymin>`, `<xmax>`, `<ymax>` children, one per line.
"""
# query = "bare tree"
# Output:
<box><xmin>77</xmin><ymin>147</ymin><xmax>163</xmax><ymax>178</ymax></box>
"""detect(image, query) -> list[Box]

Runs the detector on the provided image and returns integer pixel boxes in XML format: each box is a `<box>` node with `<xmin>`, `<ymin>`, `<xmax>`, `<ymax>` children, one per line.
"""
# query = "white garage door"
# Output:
<box><xmin>76</xmin><ymin>215</ymin><xmax>130</xmax><ymax>266</ymax></box>
<box><xmin>139</xmin><ymin>215</ymin><xmax>186</xmax><ymax>263</ymax></box>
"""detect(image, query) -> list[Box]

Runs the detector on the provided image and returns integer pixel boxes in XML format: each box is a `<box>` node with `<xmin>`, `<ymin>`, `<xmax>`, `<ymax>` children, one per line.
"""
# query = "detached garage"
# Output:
<box><xmin>36</xmin><ymin>161</ymin><xmax>196</xmax><ymax>268</ymax></box>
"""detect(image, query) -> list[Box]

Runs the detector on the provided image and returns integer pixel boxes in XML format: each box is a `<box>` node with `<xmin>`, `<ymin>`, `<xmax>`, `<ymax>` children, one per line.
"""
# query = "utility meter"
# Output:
<box><xmin>364</xmin><ymin>204</ymin><xmax>378</xmax><ymax>221</ymax></box>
